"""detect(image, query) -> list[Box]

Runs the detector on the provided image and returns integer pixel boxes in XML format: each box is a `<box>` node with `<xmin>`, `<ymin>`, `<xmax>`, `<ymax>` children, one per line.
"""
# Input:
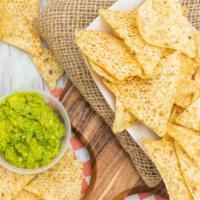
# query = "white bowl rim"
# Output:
<box><xmin>0</xmin><ymin>89</ymin><xmax>71</xmax><ymax>174</ymax></box>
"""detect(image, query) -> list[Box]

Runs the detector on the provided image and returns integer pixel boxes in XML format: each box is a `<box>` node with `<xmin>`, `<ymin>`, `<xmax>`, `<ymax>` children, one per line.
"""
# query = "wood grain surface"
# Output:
<box><xmin>61</xmin><ymin>81</ymin><xmax>167</xmax><ymax>200</ymax></box>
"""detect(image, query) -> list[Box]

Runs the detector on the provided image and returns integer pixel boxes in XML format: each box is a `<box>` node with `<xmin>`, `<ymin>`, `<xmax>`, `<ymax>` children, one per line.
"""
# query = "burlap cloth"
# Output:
<box><xmin>36</xmin><ymin>0</ymin><xmax>200</xmax><ymax>187</ymax></box>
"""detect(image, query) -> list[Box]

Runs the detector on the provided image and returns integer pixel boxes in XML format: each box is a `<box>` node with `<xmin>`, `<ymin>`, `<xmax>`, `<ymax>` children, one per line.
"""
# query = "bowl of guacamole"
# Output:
<box><xmin>0</xmin><ymin>91</ymin><xmax>71</xmax><ymax>174</ymax></box>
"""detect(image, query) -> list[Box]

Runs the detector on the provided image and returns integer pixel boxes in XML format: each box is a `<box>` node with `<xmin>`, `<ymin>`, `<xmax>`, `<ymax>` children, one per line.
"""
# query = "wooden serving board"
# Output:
<box><xmin>60</xmin><ymin>81</ymin><xmax>167</xmax><ymax>200</ymax></box>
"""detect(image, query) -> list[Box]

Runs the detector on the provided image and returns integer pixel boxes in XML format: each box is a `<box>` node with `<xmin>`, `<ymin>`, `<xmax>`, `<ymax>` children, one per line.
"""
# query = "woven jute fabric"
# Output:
<box><xmin>36</xmin><ymin>0</ymin><xmax>200</xmax><ymax>187</ymax></box>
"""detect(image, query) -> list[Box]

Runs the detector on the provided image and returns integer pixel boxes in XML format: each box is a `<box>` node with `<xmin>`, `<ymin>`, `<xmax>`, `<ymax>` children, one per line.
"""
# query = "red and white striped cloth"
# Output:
<box><xmin>69</xmin><ymin>134</ymin><xmax>92</xmax><ymax>194</ymax></box>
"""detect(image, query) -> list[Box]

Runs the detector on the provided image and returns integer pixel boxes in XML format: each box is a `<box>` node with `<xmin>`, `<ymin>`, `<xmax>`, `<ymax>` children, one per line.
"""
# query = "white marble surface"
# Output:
<box><xmin>0</xmin><ymin>0</ymin><xmax>67</xmax><ymax>98</ymax></box>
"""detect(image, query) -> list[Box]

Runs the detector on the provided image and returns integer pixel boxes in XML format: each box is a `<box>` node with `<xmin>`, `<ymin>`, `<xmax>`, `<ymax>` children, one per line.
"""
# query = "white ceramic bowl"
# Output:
<box><xmin>0</xmin><ymin>90</ymin><xmax>71</xmax><ymax>174</ymax></box>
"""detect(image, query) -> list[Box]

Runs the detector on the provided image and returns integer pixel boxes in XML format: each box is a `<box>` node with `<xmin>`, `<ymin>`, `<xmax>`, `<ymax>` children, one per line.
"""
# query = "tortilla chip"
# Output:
<box><xmin>113</xmin><ymin>99</ymin><xmax>137</xmax><ymax>133</ymax></box>
<box><xmin>175</xmin><ymin>80</ymin><xmax>197</xmax><ymax>108</ymax></box>
<box><xmin>175</xmin><ymin>54</ymin><xmax>198</xmax><ymax>108</ymax></box>
<box><xmin>31</xmin><ymin>48</ymin><xmax>64</xmax><ymax>90</ymax></box>
<box><xmin>194</xmin><ymin>67</ymin><xmax>200</xmax><ymax>99</ymax></box>
<box><xmin>194</xmin><ymin>32</ymin><xmax>200</xmax><ymax>65</ymax></box>
<box><xmin>195</xmin><ymin>69</ymin><xmax>200</xmax><ymax>84</ymax></box>
<box><xmin>99</xmin><ymin>9</ymin><xmax>164</xmax><ymax>78</ymax></box>
<box><xmin>25</xmin><ymin>149</ymin><xmax>82</xmax><ymax>200</ymax></box>
<box><xmin>168</xmin><ymin>124</ymin><xmax>200</xmax><ymax>168</ymax></box>
<box><xmin>104</xmin><ymin>52</ymin><xmax>181</xmax><ymax>137</ymax></box>
<box><xmin>1</xmin><ymin>16</ymin><xmax>41</xmax><ymax>57</ymax></box>
<box><xmin>175</xmin><ymin>95</ymin><xmax>193</xmax><ymax>109</ymax></box>
<box><xmin>175</xmin><ymin>141</ymin><xmax>200</xmax><ymax>200</ymax></box>
<box><xmin>136</xmin><ymin>0</ymin><xmax>196</xmax><ymax>58</ymax></box>
<box><xmin>1</xmin><ymin>2</ymin><xmax>42</xmax><ymax>57</ymax></box>
<box><xmin>182</xmin><ymin>6</ymin><xmax>189</xmax><ymax>17</ymax></box>
<box><xmin>0</xmin><ymin>1</ymin><xmax>64</xmax><ymax>89</ymax></box>
<box><xmin>88</xmin><ymin>59</ymin><xmax>120</xmax><ymax>83</ymax></box>
<box><xmin>75</xmin><ymin>30</ymin><xmax>142</xmax><ymax>81</ymax></box>
<box><xmin>3</xmin><ymin>0</ymin><xmax>40</xmax><ymax>20</ymax></box>
<box><xmin>180</xmin><ymin>54</ymin><xmax>197</xmax><ymax>79</ymax></box>
<box><xmin>0</xmin><ymin>166</ymin><xmax>35</xmax><ymax>200</ymax></box>
<box><xmin>143</xmin><ymin>138</ymin><xmax>192</xmax><ymax>200</ymax></box>
<box><xmin>192</xmin><ymin>89</ymin><xmax>200</xmax><ymax>103</ymax></box>
<box><xmin>177</xmin><ymin>97</ymin><xmax>200</xmax><ymax>131</ymax></box>
<box><xmin>14</xmin><ymin>190</ymin><xmax>41</xmax><ymax>200</ymax></box>
<box><xmin>102</xmin><ymin>79</ymin><xmax>136</xmax><ymax>132</ymax></box>
<box><xmin>169</xmin><ymin>105</ymin><xmax>183</xmax><ymax>124</ymax></box>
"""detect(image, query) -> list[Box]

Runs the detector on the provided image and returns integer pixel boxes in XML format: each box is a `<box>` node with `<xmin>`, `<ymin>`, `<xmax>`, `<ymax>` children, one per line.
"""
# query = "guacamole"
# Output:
<box><xmin>0</xmin><ymin>92</ymin><xmax>65</xmax><ymax>169</ymax></box>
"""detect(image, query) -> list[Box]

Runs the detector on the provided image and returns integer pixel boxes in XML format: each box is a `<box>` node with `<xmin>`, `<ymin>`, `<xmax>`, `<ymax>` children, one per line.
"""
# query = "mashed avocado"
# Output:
<box><xmin>0</xmin><ymin>92</ymin><xmax>65</xmax><ymax>169</ymax></box>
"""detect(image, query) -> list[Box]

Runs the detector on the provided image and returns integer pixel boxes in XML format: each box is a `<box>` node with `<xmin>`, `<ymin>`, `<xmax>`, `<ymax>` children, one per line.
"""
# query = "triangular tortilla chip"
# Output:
<box><xmin>168</xmin><ymin>124</ymin><xmax>200</xmax><ymax>168</ymax></box>
<box><xmin>180</xmin><ymin>54</ymin><xmax>198</xmax><ymax>79</ymax></box>
<box><xmin>25</xmin><ymin>150</ymin><xmax>82</xmax><ymax>200</ymax></box>
<box><xmin>14</xmin><ymin>190</ymin><xmax>41</xmax><ymax>200</ymax></box>
<box><xmin>2</xmin><ymin>0</ymin><xmax>40</xmax><ymax>21</ymax></box>
<box><xmin>169</xmin><ymin>105</ymin><xmax>183</xmax><ymax>124</ymax></box>
<box><xmin>175</xmin><ymin>141</ymin><xmax>200</xmax><ymax>200</ymax></box>
<box><xmin>1</xmin><ymin>1</ymin><xmax>42</xmax><ymax>57</ymax></box>
<box><xmin>99</xmin><ymin>9</ymin><xmax>164</xmax><ymax>78</ymax></box>
<box><xmin>113</xmin><ymin>99</ymin><xmax>137</xmax><ymax>133</ymax></box>
<box><xmin>194</xmin><ymin>32</ymin><xmax>200</xmax><ymax>65</ymax></box>
<box><xmin>192</xmin><ymin>89</ymin><xmax>200</xmax><ymax>103</ymax></box>
<box><xmin>0</xmin><ymin>1</ymin><xmax>64</xmax><ymax>89</ymax></box>
<box><xmin>31</xmin><ymin>49</ymin><xmax>64</xmax><ymax>90</ymax></box>
<box><xmin>175</xmin><ymin>54</ymin><xmax>198</xmax><ymax>108</ymax></box>
<box><xmin>104</xmin><ymin>52</ymin><xmax>181</xmax><ymax>136</ymax></box>
<box><xmin>88</xmin><ymin>59</ymin><xmax>121</xmax><ymax>83</ymax></box>
<box><xmin>177</xmin><ymin>98</ymin><xmax>200</xmax><ymax>131</ymax></box>
<box><xmin>75</xmin><ymin>30</ymin><xmax>142</xmax><ymax>81</ymax></box>
<box><xmin>103</xmin><ymin>79</ymin><xmax>136</xmax><ymax>132</ymax></box>
<box><xmin>175</xmin><ymin>80</ymin><xmax>197</xmax><ymax>108</ymax></box>
<box><xmin>143</xmin><ymin>138</ymin><xmax>192</xmax><ymax>200</ymax></box>
<box><xmin>136</xmin><ymin>0</ymin><xmax>196</xmax><ymax>58</ymax></box>
<box><xmin>0</xmin><ymin>166</ymin><xmax>35</xmax><ymax>200</ymax></box>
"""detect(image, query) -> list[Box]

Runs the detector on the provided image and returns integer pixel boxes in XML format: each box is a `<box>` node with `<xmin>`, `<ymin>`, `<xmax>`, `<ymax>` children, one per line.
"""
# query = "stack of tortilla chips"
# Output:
<box><xmin>75</xmin><ymin>0</ymin><xmax>200</xmax><ymax>199</ymax></box>
<box><xmin>0</xmin><ymin>0</ymin><xmax>64</xmax><ymax>90</ymax></box>
<box><xmin>2</xmin><ymin>150</ymin><xmax>82</xmax><ymax>200</ymax></box>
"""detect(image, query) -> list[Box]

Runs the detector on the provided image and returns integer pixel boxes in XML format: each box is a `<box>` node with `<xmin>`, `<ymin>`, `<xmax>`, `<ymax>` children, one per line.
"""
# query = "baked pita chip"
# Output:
<box><xmin>104</xmin><ymin>52</ymin><xmax>181</xmax><ymax>136</ymax></box>
<box><xmin>177</xmin><ymin>98</ymin><xmax>200</xmax><ymax>131</ymax></box>
<box><xmin>14</xmin><ymin>190</ymin><xmax>41</xmax><ymax>200</ymax></box>
<box><xmin>25</xmin><ymin>150</ymin><xmax>82</xmax><ymax>200</ymax></box>
<box><xmin>143</xmin><ymin>138</ymin><xmax>192</xmax><ymax>200</ymax></box>
<box><xmin>99</xmin><ymin>9</ymin><xmax>163</xmax><ymax>78</ymax></box>
<box><xmin>175</xmin><ymin>141</ymin><xmax>200</xmax><ymax>200</ymax></box>
<box><xmin>75</xmin><ymin>30</ymin><xmax>142</xmax><ymax>81</ymax></box>
<box><xmin>0</xmin><ymin>166</ymin><xmax>35</xmax><ymax>200</ymax></box>
<box><xmin>168</xmin><ymin>124</ymin><xmax>200</xmax><ymax>168</ymax></box>
<box><xmin>136</xmin><ymin>0</ymin><xmax>196</xmax><ymax>58</ymax></box>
